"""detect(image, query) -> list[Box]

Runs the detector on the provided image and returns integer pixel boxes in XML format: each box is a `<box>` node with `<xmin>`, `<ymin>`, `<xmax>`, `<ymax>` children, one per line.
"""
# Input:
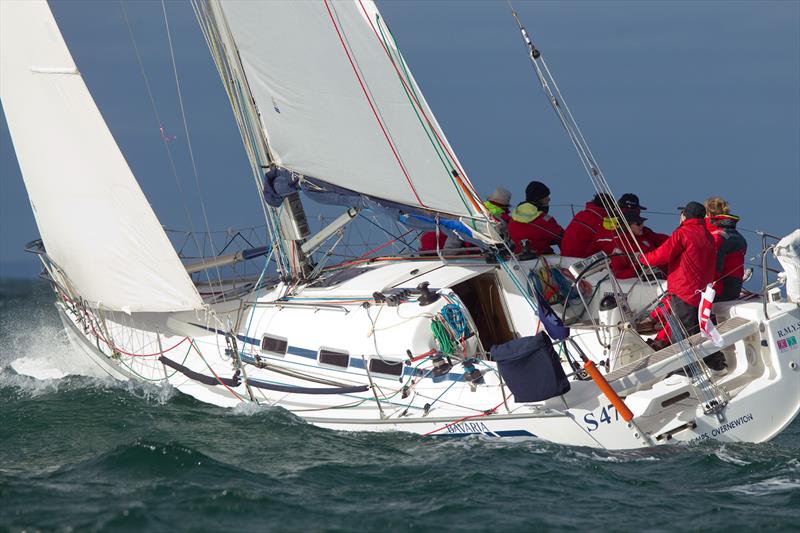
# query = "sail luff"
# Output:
<box><xmin>0</xmin><ymin>0</ymin><xmax>203</xmax><ymax>313</ymax></box>
<box><xmin>197</xmin><ymin>0</ymin><xmax>312</xmax><ymax>277</ymax></box>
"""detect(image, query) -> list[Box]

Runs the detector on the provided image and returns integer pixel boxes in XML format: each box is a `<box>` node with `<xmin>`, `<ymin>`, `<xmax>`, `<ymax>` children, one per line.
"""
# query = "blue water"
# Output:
<box><xmin>1</xmin><ymin>279</ymin><xmax>798</xmax><ymax>531</ymax></box>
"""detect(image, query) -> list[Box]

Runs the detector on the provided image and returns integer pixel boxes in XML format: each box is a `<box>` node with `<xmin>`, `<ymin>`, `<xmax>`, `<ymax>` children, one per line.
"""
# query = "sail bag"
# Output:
<box><xmin>491</xmin><ymin>332</ymin><xmax>570</xmax><ymax>402</ymax></box>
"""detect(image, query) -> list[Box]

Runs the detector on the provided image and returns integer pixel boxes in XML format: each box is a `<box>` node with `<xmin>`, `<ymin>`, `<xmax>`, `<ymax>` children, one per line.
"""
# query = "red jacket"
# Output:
<box><xmin>419</xmin><ymin>231</ymin><xmax>446</xmax><ymax>252</ymax></box>
<box><xmin>507</xmin><ymin>203</ymin><xmax>564</xmax><ymax>255</ymax></box>
<box><xmin>642</xmin><ymin>218</ymin><xmax>715</xmax><ymax>306</ymax></box>
<box><xmin>561</xmin><ymin>202</ymin><xmax>608</xmax><ymax>258</ymax></box>
<box><xmin>642</xmin><ymin>226</ymin><xmax>669</xmax><ymax>248</ymax></box>
<box><xmin>705</xmin><ymin>215</ymin><xmax>747</xmax><ymax>299</ymax></box>
<box><xmin>610</xmin><ymin>232</ymin><xmax>659</xmax><ymax>279</ymax></box>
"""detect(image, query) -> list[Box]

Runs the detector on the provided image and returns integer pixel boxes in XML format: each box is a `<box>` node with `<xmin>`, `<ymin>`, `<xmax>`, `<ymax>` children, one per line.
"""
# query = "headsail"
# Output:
<box><xmin>209</xmin><ymin>0</ymin><xmax>495</xmax><ymax>237</ymax></box>
<box><xmin>0</xmin><ymin>0</ymin><xmax>203</xmax><ymax>313</ymax></box>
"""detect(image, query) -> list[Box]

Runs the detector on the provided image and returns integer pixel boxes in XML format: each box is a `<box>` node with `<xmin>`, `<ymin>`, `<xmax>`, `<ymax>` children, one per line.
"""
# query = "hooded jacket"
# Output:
<box><xmin>705</xmin><ymin>214</ymin><xmax>747</xmax><ymax>300</ymax></box>
<box><xmin>507</xmin><ymin>202</ymin><xmax>564</xmax><ymax>255</ymax></box>
<box><xmin>642</xmin><ymin>218</ymin><xmax>716</xmax><ymax>306</ymax></box>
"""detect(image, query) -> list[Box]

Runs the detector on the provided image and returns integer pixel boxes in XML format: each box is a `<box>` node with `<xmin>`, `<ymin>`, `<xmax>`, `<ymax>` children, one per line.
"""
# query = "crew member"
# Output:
<box><xmin>609</xmin><ymin>211</ymin><xmax>658</xmax><ymax>279</ymax></box>
<box><xmin>640</xmin><ymin>201</ymin><xmax>716</xmax><ymax>352</ymax></box>
<box><xmin>618</xmin><ymin>193</ymin><xmax>668</xmax><ymax>247</ymax></box>
<box><xmin>506</xmin><ymin>181</ymin><xmax>564</xmax><ymax>255</ymax></box>
<box><xmin>704</xmin><ymin>197</ymin><xmax>747</xmax><ymax>301</ymax></box>
<box><xmin>561</xmin><ymin>193</ymin><xmax>617</xmax><ymax>258</ymax></box>
<box><xmin>483</xmin><ymin>187</ymin><xmax>512</xmax><ymax>223</ymax></box>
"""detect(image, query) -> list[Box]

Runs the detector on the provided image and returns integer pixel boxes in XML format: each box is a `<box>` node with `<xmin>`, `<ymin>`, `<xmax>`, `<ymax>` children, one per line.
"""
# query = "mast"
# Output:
<box><xmin>193</xmin><ymin>0</ymin><xmax>312</xmax><ymax>280</ymax></box>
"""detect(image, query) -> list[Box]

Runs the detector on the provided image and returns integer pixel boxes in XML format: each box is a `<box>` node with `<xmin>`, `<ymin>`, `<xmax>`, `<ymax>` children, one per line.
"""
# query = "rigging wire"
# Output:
<box><xmin>160</xmin><ymin>0</ymin><xmax>226</xmax><ymax>296</ymax></box>
<box><xmin>119</xmin><ymin>2</ymin><xmax>216</xmax><ymax>292</ymax></box>
<box><xmin>507</xmin><ymin>1</ymin><xmax>728</xmax><ymax>410</ymax></box>
<box><xmin>190</xmin><ymin>0</ymin><xmax>291</xmax><ymax>278</ymax></box>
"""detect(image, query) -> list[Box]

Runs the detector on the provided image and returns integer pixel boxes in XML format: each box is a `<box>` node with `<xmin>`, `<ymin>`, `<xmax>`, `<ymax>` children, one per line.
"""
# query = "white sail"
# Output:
<box><xmin>215</xmin><ymin>0</ymin><xmax>487</xmax><ymax>220</ymax></box>
<box><xmin>0</xmin><ymin>0</ymin><xmax>202</xmax><ymax>313</ymax></box>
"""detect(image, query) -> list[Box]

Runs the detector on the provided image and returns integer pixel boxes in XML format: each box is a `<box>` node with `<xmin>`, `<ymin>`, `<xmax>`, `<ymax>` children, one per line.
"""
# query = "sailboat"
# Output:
<box><xmin>2</xmin><ymin>0</ymin><xmax>799</xmax><ymax>449</ymax></box>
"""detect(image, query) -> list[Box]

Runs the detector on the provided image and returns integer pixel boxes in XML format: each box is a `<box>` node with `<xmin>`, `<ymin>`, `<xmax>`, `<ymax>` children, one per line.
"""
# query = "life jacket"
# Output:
<box><xmin>706</xmin><ymin>214</ymin><xmax>747</xmax><ymax>300</ymax></box>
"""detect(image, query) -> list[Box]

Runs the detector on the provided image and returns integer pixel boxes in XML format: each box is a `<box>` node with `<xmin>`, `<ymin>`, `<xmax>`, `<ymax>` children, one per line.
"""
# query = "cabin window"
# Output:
<box><xmin>261</xmin><ymin>334</ymin><xmax>288</xmax><ymax>356</ymax></box>
<box><xmin>368</xmin><ymin>358</ymin><xmax>403</xmax><ymax>378</ymax></box>
<box><xmin>318</xmin><ymin>348</ymin><xmax>349</xmax><ymax>368</ymax></box>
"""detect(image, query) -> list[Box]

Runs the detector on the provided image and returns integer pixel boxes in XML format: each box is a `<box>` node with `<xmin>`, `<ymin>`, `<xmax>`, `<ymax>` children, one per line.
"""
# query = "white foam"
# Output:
<box><xmin>2</xmin><ymin>304</ymin><xmax>107</xmax><ymax>380</ymax></box>
<box><xmin>714</xmin><ymin>445</ymin><xmax>751</xmax><ymax>466</ymax></box>
<box><xmin>724</xmin><ymin>477</ymin><xmax>800</xmax><ymax>496</ymax></box>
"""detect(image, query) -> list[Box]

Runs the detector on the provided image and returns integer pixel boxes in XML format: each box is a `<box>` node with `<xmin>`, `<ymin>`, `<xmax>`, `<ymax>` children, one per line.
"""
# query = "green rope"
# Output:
<box><xmin>375</xmin><ymin>15</ymin><xmax>477</xmax><ymax>220</ymax></box>
<box><xmin>431</xmin><ymin>319</ymin><xmax>455</xmax><ymax>355</ymax></box>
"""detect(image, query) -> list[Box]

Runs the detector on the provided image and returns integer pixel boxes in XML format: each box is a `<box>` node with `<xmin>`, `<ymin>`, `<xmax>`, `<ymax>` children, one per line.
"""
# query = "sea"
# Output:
<box><xmin>1</xmin><ymin>278</ymin><xmax>798</xmax><ymax>532</ymax></box>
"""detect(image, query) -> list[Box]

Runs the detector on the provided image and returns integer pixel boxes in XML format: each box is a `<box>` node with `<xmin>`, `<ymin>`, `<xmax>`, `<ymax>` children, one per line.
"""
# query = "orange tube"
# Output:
<box><xmin>583</xmin><ymin>360</ymin><xmax>634</xmax><ymax>422</ymax></box>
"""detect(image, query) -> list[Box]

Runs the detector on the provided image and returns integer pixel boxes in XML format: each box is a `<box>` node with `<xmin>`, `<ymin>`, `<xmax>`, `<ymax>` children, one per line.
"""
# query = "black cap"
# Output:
<box><xmin>619</xmin><ymin>193</ymin><xmax>647</xmax><ymax>211</ymax></box>
<box><xmin>680</xmin><ymin>201</ymin><xmax>706</xmax><ymax>219</ymax></box>
<box><xmin>623</xmin><ymin>211</ymin><xmax>647</xmax><ymax>225</ymax></box>
<box><xmin>525</xmin><ymin>181</ymin><xmax>551</xmax><ymax>203</ymax></box>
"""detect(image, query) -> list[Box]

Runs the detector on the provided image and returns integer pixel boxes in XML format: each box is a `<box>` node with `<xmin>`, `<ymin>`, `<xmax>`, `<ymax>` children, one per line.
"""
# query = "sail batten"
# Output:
<box><xmin>0</xmin><ymin>0</ymin><xmax>203</xmax><ymax>313</ymax></box>
<box><xmin>214</xmin><ymin>0</ymin><xmax>489</xmax><ymax>223</ymax></box>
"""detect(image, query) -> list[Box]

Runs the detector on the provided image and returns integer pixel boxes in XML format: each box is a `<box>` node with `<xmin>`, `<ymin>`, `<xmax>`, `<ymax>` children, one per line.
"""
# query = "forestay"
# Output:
<box><xmin>215</xmin><ymin>0</ymin><xmax>488</xmax><ymax>222</ymax></box>
<box><xmin>0</xmin><ymin>0</ymin><xmax>203</xmax><ymax>313</ymax></box>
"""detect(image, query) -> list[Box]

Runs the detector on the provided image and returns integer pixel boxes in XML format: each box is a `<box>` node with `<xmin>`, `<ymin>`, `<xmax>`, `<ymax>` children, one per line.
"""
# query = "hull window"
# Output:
<box><xmin>319</xmin><ymin>348</ymin><xmax>349</xmax><ymax>368</ymax></box>
<box><xmin>368</xmin><ymin>358</ymin><xmax>403</xmax><ymax>377</ymax></box>
<box><xmin>261</xmin><ymin>334</ymin><xmax>288</xmax><ymax>356</ymax></box>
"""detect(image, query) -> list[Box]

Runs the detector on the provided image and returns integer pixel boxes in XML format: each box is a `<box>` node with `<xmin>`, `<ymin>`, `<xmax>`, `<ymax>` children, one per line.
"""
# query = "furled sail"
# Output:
<box><xmin>212</xmin><ymin>0</ymin><xmax>491</xmax><ymax>226</ymax></box>
<box><xmin>0</xmin><ymin>0</ymin><xmax>203</xmax><ymax>313</ymax></box>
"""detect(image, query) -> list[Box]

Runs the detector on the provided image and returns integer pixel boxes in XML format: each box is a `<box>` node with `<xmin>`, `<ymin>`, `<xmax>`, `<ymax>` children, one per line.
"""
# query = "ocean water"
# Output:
<box><xmin>1</xmin><ymin>279</ymin><xmax>798</xmax><ymax>532</ymax></box>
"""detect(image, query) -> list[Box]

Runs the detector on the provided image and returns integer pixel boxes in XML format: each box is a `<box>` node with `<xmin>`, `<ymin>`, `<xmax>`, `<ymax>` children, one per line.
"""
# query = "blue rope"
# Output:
<box><xmin>441</xmin><ymin>303</ymin><xmax>469</xmax><ymax>339</ymax></box>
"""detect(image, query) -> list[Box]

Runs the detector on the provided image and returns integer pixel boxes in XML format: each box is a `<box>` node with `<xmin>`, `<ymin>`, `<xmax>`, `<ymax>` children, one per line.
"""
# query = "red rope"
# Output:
<box><xmin>356</xmin><ymin>0</ymin><xmax>483</xmax><ymax>206</ymax></box>
<box><xmin>322</xmin><ymin>0</ymin><xmax>426</xmax><ymax>208</ymax></box>
<box><xmin>422</xmin><ymin>394</ymin><xmax>512</xmax><ymax>436</ymax></box>
<box><xmin>189</xmin><ymin>340</ymin><xmax>245</xmax><ymax>403</ymax></box>
<box><xmin>56</xmin><ymin>289</ymin><xmax>189</xmax><ymax>358</ymax></box>
<box><xmin>357</xmin><ymin>229</ymin><xmax>414</xmax><ymax>260</ymax></box>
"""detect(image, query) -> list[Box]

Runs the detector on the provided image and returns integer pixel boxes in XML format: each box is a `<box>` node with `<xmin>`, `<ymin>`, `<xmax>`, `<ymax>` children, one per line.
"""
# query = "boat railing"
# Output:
<box><xmin>756</xmin><ymin>231</ymin><xmax>785</xmax><ymax>320</ymax></box>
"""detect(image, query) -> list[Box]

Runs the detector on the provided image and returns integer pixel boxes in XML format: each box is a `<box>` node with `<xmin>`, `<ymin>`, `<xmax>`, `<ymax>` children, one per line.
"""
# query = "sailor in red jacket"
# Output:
<box><xmin>609</xmin><ymin>211</ymin><xmax>658</xmax><ymax>279</ymax></box>
<box><xmin>618</xmin><ymin>193</ymin><xmax>668</xmax><ymax>248</ymax></box>
<box><xmin>561</xmin><ymin>193</ymin><xmax>617</xmax><ymax>258</ymax></box>
<box><xmin>640</xmin><ymin>201</ymin><xmax>716</xmax><ymax>348</ymax></box>
<box><xmin>704</xmin><ymin>197</ymin><xmax>747</xmax><ymax>301</ymax></box>
<box><xmin>507</xmin><ymin>181</ymin><xmax>564</xmax><ymax>255</ymax></box>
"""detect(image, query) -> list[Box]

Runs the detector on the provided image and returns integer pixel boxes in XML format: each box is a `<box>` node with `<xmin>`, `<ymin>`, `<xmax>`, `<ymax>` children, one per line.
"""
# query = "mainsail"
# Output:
<box><xmin>206</xmin><ymin>0</ymin><xmax>492</xmax><ymax>229</ymax></box>
<box><xmin>0</xmin><ymin>0</ymin><xmax>203</xmax><ymax>313</ymax></box>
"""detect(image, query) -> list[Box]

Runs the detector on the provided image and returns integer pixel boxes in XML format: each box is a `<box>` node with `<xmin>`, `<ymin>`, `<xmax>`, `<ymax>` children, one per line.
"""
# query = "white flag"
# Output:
<box><xmin>698</xmin><ymin>284</ymin><xmax>724</xmax><ymax>347</ymax></box>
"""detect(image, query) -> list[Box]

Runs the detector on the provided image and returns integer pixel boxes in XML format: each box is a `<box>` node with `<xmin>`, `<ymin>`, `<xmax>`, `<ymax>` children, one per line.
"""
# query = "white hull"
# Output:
<box><xmin>43</xmin><ymin>255</ymin><xmax>800</xmax><ymax>450</ymax></box>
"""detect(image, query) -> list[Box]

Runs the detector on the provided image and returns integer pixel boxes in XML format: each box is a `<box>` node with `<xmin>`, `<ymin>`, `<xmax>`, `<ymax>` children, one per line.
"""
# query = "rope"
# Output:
<box><xmin>161</xmin><ymin>1</ymin><xmax>227</xmax><ymax>295</ymax></box>
<box><xmin>119</xmin><ymin>1</ymin><xmax>220</xmax><ymax>294</ymax></box>
<box><xmin>323</xmin><ymin>0</ymin><xmax>426</xmax><ymax>208</ymax></box>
